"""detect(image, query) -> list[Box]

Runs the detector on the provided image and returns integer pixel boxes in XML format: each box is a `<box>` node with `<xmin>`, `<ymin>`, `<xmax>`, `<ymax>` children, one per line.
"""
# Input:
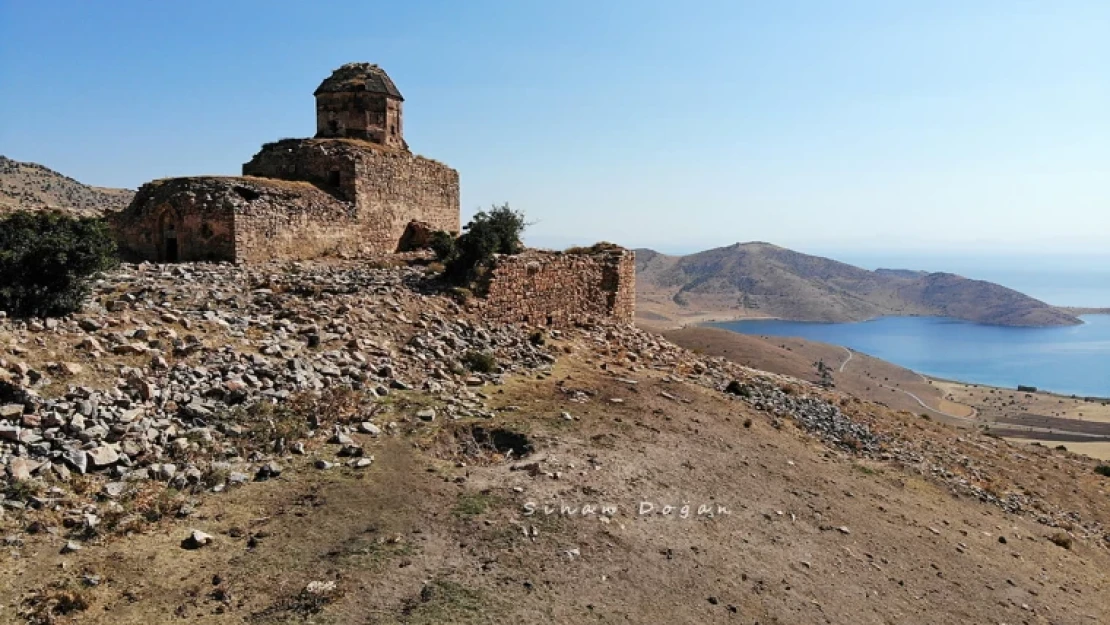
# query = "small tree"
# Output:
<box><xmin>444</xmin><ymin>203</ymin><xmax>527</xmax><ymax>282</ymax></box>
<box><xmin>0</xmin><ymin>211</ymin><xmax>119</xmax><ymax>317</ymax></box>
<box><xmin>429</xmin><ymin>230</ymin><xmax>456</xmax><ymax>262</ymax></box>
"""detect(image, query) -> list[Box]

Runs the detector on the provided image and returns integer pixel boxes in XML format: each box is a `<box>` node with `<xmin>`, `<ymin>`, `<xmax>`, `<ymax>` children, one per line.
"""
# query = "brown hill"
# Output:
<box><xmin>1</xmin><ymin>261</ymin><xmax>1109</xmax><ymax>623</ymax></box>
<box><xmin>636</xmin><ymin>242</ymin><xmax>1080</xmax><ymax>328</ymax></box>
<box><xmin>0</xmin><ymin>155</ymin><xmax>133</xmax><ymax>217</ymax></box>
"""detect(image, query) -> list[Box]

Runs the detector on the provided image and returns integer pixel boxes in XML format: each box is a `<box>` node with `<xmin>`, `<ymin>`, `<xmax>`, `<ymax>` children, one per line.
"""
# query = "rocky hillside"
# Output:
<box><xmin>0</xmin><ymin>155</ymin><xmax>133</xmax><ymax>217</ymax></box>
<box><xmin>636</xmin><ymin>242</ymin><xmax>1080</xmax><ymax>328</ymax></box>
<box><xmin>0</xmin><ymin>260</ymin><xmax>1108</xmax><ymax>623</ymax></box>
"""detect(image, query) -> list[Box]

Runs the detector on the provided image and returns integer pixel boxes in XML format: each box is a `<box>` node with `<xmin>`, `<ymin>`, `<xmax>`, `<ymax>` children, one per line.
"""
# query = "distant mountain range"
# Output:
<box><xmin>0</xmin><ymin>155</ymin><xmax>133</xmax><ymax>217</ymax></box>
<box><xmin>635</xmin><ymin>242</ymin><xmax>1082</xmax><ymax>328</ymax></box>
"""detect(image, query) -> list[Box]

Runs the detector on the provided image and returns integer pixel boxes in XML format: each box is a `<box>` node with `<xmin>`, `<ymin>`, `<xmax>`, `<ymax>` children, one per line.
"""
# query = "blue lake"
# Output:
<box><xmin>712</xmin><ymin>315</ymin><xmax>1110</xmax><ymax>398</ymax></box>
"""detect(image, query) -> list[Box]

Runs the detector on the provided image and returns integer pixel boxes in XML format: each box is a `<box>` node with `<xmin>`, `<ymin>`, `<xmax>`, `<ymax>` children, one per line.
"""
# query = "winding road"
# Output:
<box><xmin>835</xmin><ymin>345</ymin><xmax>976</xmax><ymax>421</ymax></box>
<box><xmin>838</xmin><ymin>347</ymin><xmax>853</xmax><ymax>372</ymax></box>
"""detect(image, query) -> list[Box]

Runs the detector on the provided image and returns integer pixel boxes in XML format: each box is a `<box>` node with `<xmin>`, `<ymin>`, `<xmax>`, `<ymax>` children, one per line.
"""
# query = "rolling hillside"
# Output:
<box><xmin>0</xmin><ymin>155</ymin><xmax>133</xmax><ymax>217</ymax></box>
<box><xmin>636</xmin><ymin>242</ymin><xmax>1081</xmax><ymax>328</ymax></box>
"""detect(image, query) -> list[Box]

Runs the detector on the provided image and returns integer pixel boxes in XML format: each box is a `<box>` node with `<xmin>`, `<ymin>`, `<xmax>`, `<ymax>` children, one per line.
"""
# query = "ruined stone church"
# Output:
<box><xmin>112</xmin><ymin>63</ymin><xmax>460</xmax><ymax>263</ymax></box>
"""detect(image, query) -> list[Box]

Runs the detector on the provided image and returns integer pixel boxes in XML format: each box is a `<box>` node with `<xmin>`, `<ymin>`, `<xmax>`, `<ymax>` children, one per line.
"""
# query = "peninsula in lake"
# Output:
<box><xmin>635</xmin><ymin>242</ymin><xmax>1086</xmax><ymax>329</ymax></box>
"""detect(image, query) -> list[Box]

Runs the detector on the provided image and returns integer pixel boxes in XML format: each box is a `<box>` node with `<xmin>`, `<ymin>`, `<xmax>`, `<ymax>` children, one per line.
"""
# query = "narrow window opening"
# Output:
<box><xmin>327</xmin><ymin>170</ymin><xmax>341</xmax><ymax>187</ymax></box>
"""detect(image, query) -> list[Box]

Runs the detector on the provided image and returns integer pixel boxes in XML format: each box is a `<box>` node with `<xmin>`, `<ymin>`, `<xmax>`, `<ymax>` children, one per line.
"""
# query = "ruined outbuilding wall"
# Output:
<box><xmin>110</xmin><ymin>176</ymin><xmax>357</xmax><ymax>263</ymax></box>
<box><xmin>478</xmin><ymin>249</ymin><xmax>636</xmax><ymax>327</ymax></box>
<box><xmin>110</xmin><ymin>178</ymin><xmax>236</xmax><ymax>262</ymax></box>
<box><xmin>243</xmin><ymin>138</ymin><xmax>459</xmax><ymax>253</ymax></box>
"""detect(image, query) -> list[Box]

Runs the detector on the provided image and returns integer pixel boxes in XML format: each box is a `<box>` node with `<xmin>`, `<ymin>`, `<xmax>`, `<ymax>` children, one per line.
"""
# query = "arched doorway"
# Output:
<box><xmin>158</xmin><ymin>212</ymin><xmax>179</xmax><ymax>262</ymax></box>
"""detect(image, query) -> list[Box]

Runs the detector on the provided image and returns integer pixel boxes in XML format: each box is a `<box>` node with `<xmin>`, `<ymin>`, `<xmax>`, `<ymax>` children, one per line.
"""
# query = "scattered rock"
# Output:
<box><xmin>182</xmin><ymin>529</ymin><xmax>214</xmax><ymax>550</ymax></box>
<box><xmin>254</xmin><ymin>462</ymin><xmax>282</xmax><ymax>481</ymax></box>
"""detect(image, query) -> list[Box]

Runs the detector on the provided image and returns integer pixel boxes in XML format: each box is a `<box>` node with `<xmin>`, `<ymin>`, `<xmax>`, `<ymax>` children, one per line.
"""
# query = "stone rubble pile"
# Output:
<box><xmin>0</xmin><ymin>261</ymin><xmax>1102</xmax><ymax>546</ymax></box>
<box><xmin>0</xmin><ymin>261</ymin><xmax>551</xmax><ymax>509</ymax></box>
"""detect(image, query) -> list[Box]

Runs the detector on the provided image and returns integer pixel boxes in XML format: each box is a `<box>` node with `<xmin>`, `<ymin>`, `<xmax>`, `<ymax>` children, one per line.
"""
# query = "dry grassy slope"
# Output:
<box><xmin>3</xmin><ymin>337</ymin><xmax>1109</xmax><ymax>624</ymax></box>
<box><xmin>636</xmin><ymin>242</ymin><xmax>1080</xmax><ymax>328</ymax></box>
<box><xmin>0</xmin><ymin>156</ymin><xmax>133</xmax><ymax>217</ymax></box>
<box><xmin>662</xmin><ymin>326</ymin><xmax>975</xmax><ymax>424</ymax></box>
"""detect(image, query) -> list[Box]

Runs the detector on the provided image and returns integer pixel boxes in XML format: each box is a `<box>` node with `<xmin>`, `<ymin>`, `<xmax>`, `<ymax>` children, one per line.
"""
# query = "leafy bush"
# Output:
<box><xmin>444</xmin><ymin>204</ymin><xmax>527</xmax><ymax>282</ymax></box>
<box><xmin>462</xmin><ymin>350</ymin><xmax>497</xmax><ymax>374</ymax></box>
<box><xmin>0</xmin><ymin>211</ymin><xmax>118</xmax><ymax>317</ymax></box>
<box><xmin>1096</xmin><ymin>465</ymin><xmax>1110</xmax><ymax>477</ymax></box>
<box><xmin>429</xmin><ymin>230</ymin><xmax>457</xmax><ymax>262</ymax></box>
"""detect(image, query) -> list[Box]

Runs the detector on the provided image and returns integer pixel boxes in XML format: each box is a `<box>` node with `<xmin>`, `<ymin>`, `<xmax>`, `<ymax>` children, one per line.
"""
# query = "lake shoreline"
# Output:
<box><xmin>709</xmin><ymin>314</ymin><xmax>1110</xmax><ymax>399</ymax></box>
<box><xmin>694</xmin><ymin>310</ymin><xmax>1109</xmax><ymax>330</ymax></box>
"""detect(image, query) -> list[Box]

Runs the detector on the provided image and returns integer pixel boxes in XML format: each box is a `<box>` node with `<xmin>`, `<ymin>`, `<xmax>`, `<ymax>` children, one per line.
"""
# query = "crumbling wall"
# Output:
<box><xmin>478</xmin><ymin>249</ymin><xmax>636</xmax><ymax>327</ymax></box>
<box><xmin>242</xmin><ymin>138</ymin><xmax>459</xmax><ymax>253</ymax></box>
<box><xmin>110</xmin><ymin>176</ymin><xmax>356</xmax><ymax>263</ymax></box>
<box><xmin>230</xmin><ymin>180</ymin><xmax>360</xmax><ymax>263</ymax></box>
<box><xmin>242</xmin><ymin>139</ymin><xmax>358</xmax><ymax>202</ymax></box>
<box><xmin>353</xmin><ymin>147</ymin><xmax>460</xmax><ymax>252</ymax></box>
<box><xmin>110</xmin><ymin>178</ymin><xmax>236</xmax><ymax>262</ymax></box>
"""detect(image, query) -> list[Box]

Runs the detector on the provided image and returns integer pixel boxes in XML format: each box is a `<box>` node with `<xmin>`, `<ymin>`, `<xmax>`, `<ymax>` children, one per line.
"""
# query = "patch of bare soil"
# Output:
<box><xmin>1</xmin><ymin>262</ymin><xmax>1108</xmax><ymax>624</ymax></box>
<box><xmin>4</xmin><ymin>346</ymin><xmax>1109</xmax><ymax>624</ymax></box>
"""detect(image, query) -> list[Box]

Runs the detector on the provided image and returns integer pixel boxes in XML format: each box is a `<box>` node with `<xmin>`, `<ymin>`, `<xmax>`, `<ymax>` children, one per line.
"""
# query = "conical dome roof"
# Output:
<box><xmin>314</xmin><ymin>63</ymin><xmax>403</xmax><ymax>100</ymax></box>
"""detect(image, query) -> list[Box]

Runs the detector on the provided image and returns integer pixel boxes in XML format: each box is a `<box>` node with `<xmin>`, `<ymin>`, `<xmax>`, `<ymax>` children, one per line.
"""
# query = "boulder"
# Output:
<box><xmin>86</xmin><ymin>445</ymin><xmax>120</xmax><ymax>468</ymax></box>
<box><xmin>181</xmin><ymin>529</ymin><xmax>214</xmax><ymax>550</ymax></box>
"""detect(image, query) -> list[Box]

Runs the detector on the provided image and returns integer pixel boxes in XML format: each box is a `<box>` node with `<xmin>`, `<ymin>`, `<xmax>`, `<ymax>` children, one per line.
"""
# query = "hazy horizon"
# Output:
<box><xmin>2</xmin><ymin>1</ymin><xmax>1107</xmax><ymax>255</ymax></box>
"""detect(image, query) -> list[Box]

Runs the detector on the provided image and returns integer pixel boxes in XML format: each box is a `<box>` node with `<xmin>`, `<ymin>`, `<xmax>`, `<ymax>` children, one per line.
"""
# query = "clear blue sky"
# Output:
<box><xmin>1</xmin><ymin>1</ymin><xmax>1107</xmax><ymax>256</ymax></box>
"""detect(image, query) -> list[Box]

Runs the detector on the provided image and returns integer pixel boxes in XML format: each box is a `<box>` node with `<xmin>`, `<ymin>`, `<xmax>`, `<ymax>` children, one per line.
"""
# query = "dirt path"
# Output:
<box><xmin>838</xmin><ymin>346</ymin><xmax>853</xmax><ymax>372</ymax></box>
<box><xmin>890</xmin><ymin>384</ymin><xmax>978</xmax><ymax>422</ymax></box>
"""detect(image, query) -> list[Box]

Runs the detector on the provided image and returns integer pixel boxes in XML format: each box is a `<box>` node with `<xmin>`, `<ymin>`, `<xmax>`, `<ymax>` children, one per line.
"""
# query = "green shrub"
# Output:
<box><xmin>462</xmin><ymin>350</ymin><xmax>497</xmax><ymax>374</ymax></box>
<box><xmin>444</xmin><ymin>204</ymin><xmax>527</xmax><ymax>283</ymax></box>
<box><xmin>1096</xmin><ymin>465</ymin><xmax>1110</xmax><ymax>477</ymax></box>
<box><xmin>430</xmin><ymin>230</ymin><xmax>457</xmax><ymax>262</ymax></box>
<box><xmin>0</xmin><ymin>211</ymin><xmax>118</xmax><ymax>317</ymax></box>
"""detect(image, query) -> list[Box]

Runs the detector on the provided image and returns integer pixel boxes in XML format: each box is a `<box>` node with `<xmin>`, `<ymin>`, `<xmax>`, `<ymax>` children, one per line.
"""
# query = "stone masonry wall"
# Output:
<box><xmin>242</xmin><ymin>139</ymin><xmax>358</xmax><ymax>202</ymax></box>
<box><xmin>242</xmin><ymin>138</ymin><xmax>459</xmax><ymax>253</ymax></box>
<box><xmin>230</xmin><ymin>181</ymin><xmax>360</xmax><ymax>263</ymax></box>
<box><xmin>477</xmin><ymin>249</ymin><xmax>636</xmax><ymax>327</ymax></box>
<box><xmin>314</xmin><ymin>92</ymin><xmax>404</xmax><ymax>148</ymax></box>
<box><xmin>110</xmin><ymin>178</ymin><xmax>237</xmax><ymax>262</ymax></box>
<box><xmin>353</xmin><ymin>147</ymin><xmax>459</xmax><ymax>252</ymax></box>
<box><xmin>110</xmin><ymin>176</ymin><xmax>356</xmax><ymax>263</ymax></box>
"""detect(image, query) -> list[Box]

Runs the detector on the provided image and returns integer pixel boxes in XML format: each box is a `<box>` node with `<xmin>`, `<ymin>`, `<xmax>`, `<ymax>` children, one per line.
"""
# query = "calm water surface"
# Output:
<box><xmin>713</xmin><ymin>315</ymin><xmax>1110</xmax><ymax>397</ymax></box>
